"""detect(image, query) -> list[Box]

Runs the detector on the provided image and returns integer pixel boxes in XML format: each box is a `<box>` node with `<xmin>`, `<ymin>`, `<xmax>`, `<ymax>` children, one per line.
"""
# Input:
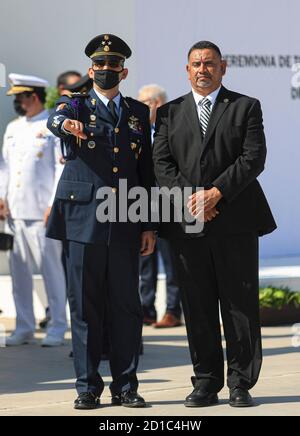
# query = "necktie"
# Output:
<box><xmin>199</xmin><ymin>98</ymin><xmax>211</xmax><ymax>136</ymax></box>
<box><xmin>108</xmin><ymin>100</ymin><xmax>118</xmax><ymax>126</ymax></box>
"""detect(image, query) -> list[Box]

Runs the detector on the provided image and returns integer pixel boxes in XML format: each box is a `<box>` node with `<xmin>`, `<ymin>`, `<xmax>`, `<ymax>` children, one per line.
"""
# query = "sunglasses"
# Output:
<box><xmin>93</xmin><ymin>60</ymin><xmax>123</xmax><ymax>70</ymax></box>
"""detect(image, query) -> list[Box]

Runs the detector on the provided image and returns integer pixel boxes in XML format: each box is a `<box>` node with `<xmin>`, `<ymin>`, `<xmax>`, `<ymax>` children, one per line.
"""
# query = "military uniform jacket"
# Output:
<box><xmin>46</xmin><ymin>89</ymin><xmax>156</xmax><ymax>244</ymax></box>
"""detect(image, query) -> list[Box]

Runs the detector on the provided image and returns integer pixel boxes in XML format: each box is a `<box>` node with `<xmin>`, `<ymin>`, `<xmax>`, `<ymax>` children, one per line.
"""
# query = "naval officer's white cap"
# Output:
<box><xmin>7</xmin><ymin>73</ymin><xmax>49</xmax><ymax>96</ymax></box>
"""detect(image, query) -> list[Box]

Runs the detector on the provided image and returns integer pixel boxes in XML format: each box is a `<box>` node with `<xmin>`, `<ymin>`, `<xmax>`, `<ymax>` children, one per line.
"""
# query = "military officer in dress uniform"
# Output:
<box><xmin>47</xmin><ymin>34</ymin><xmax>156</xmax><ymax>409</ymax></box>
<box><xmin>0</xmin><ymin>74</ymin><xmax>67</xmax><ymax>347</ymax></box>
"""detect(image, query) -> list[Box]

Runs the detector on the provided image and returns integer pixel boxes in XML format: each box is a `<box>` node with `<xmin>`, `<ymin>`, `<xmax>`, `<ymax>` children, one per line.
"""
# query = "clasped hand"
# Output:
<box><xmin>187</xmin><ymin>187</ymin><xmax>222</xmax><ymax>223</ymax></box>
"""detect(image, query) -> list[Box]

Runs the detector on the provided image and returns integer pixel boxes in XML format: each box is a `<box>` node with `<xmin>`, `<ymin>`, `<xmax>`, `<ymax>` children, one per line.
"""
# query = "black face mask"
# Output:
<box><xmin>13</xmin><ymin>99</ymin><xmax>26</xmax><ymax>116</ymax></box>
<box><xmin>93</xmin><ymin>69</ymin><xmax>123</xmax><ymax>90</ymax></box>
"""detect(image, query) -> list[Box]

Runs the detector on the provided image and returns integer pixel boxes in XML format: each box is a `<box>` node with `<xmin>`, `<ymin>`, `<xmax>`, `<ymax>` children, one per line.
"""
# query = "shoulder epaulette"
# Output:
<box><xmin>125</xmin><ymin>96</ymin><xmax>145</xmax><ymax>106</ymax></box>
<box><xmin>70</xmin><ymin>92</ymin><xmax>89</xmax><ymax>98</ymax></box>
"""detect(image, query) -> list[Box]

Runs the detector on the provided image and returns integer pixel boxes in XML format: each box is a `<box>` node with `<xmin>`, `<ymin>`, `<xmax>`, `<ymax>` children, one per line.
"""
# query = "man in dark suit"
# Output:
<box><xmin>153</xmin><ymin>41</ymin><xmax>276</xmax><ymax>408</ymax></box>
<box><xmin>47</xmin><ymin>34</ymin><xmax>156</xmax><ymax>409</ymax></box>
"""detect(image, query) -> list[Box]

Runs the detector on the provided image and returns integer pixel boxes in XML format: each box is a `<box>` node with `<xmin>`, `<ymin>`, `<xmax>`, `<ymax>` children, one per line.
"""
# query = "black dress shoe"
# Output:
<box><xmin>184</xmin><ymin>389</ymin><xmax>218</xmax><ymax>407</ymax></box>
<box><xmin>111</xmin><ymin>390</ymin><xmax>146</xmax><ymax>408</ymax></box>
<box><xmin>229</xmin><ymin>388</ymin><xmax>253</xmax><ymax>407</ymax></box>
<box><xmin>74</xmin><ymin>392</ymin><xmax>100</xmax><ymax>410</ymax></box>
<box><xmin>39</xmin><ymin>315</ymin><xmax>51</xmax><ymax>329</ymax></box>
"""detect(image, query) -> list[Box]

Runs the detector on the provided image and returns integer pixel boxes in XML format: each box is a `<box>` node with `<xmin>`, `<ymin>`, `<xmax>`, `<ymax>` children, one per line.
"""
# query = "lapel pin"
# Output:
<box><xmin>224</xmin><ymin>98</ymin><xmax>229</xmax><ymax>103</ymax></box>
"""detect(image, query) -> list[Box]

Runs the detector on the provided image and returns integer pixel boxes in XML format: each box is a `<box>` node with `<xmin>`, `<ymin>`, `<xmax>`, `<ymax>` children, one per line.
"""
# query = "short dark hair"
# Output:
<box><xmin>188</xmin><ymin>41</ymin><xmax>222</xmax><ymax>59</ymax></box>
<box><xmin>33</xmin><ymin>87</ymin><xmax>46</xmax><ymax>104</ymax></box>
<box><xmin>22</xmin><ymin>87</ymin><xmax>46</xmax><ymax>104</ymax></box>
<box><xmin>56</xmin><ymin>70</ymin><xmax>81</xmax><ymax>88</ymax></box>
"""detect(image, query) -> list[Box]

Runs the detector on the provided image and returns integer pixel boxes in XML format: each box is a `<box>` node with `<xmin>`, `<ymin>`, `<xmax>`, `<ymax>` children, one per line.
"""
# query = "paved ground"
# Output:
<box><xmin>0</xmin><ymin>318</ymin><xmax>299</xmax><ymax>416</ymax></box>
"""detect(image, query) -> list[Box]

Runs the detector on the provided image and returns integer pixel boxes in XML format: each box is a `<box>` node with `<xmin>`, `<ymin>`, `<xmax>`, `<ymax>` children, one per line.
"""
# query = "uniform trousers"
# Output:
<box><xmin>63</xmin><ymin>240</ymin><xmax>143</xmax><ymax>396</ymax></box>
<box><xmin>139</xmin><ymin>238</ymin><xmax>181</xmax><ymax>319</ymax></box>
<box><xmin>6</xmin><ymin>218</ymin><xmax>67</xmax><ymax>337</ymax></box>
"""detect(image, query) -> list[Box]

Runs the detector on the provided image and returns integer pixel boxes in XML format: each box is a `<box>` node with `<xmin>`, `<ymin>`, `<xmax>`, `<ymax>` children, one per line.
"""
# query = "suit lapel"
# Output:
<box><xmin>182</xmin><ymin>92</ymin><xmax>204</xmax><ymax>153</ymax></box>
<box><xmin>89</xmin><ymin>88</ymin><xmax>116</xmax><ymax>126</ymax></box>
<box><xmin>201</xmin><ymin>86</ymin><xmax>231</xmax><ymax>155</ymax></box>
<box><xmin>118</xmin><ymin>95</ymin><xmax>129</xmax><ymax>127</ymax></box>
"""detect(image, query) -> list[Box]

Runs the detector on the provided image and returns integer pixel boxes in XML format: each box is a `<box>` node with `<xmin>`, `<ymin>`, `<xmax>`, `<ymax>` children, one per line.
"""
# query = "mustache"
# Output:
<box><xmin>196</xmin><ymin>74</ymin><xmax>211</xmax><ymax>79</ymax></box>
<box><xmin>13</xmin><ymin>99</ymin><xmax>27</xmax><ymax>116</ymax></box>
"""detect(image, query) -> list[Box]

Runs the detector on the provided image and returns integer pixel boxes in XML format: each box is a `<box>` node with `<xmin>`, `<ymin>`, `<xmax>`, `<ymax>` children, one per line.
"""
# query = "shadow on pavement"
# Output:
<box><xmin>0</xmin><ymin>327</ymin><xmax>298</xmax><ymax>397</ymax></box>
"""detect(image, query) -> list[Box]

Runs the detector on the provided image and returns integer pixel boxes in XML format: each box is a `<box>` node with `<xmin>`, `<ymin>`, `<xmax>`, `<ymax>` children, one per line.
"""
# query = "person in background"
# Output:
<box><xmin>57</xmin><ymin>70</ymin><xmax>82</xmax><ymax>96</ymax></box>
<box><xmin>138</xmin><ymin>84</ymin><xmax>182</xmax><ymax>328</ymax></box>
<box><xmin>0</xmin><ymin>73</ymin><xmax>67</xmax><ymax>347</ymax></box>
<box><xmin>39</xmin><ymin>70</ymin><xmax>84</xmax><ymax>330</ymax></box>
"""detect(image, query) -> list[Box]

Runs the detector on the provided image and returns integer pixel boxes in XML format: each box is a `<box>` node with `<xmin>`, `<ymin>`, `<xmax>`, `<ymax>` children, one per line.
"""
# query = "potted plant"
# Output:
<box><xmin>259</xmin><ymin>286</ymin><xmax>300</xmax><ymax>326</ymax></box>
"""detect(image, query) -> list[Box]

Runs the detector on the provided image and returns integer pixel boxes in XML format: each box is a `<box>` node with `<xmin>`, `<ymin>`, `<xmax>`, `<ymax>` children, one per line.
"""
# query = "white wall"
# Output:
<box><xmin>135</xmin><ymin>0</ymin><xmax>300</xmax><ymax>258</ymax></box>
<box><xmin>1</xmin><ymin>0</ymin><xmax>299</xmax><ymax>259</ymax></box>
<box><xmin>0</xmin><ymin>0</ymin><xmax>137</xmax><ymax>139</ymax></box>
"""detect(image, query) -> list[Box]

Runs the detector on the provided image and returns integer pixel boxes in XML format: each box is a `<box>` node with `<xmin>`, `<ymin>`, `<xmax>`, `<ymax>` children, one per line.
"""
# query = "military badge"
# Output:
<box><xmin>52</xmin><ymin>115</ymin><xmax>64</xmax><ymax>128</ymax></box>
<box><xmin>101</xmin><ymin>35</ymin><xmax>112</xmax><ymax>52</ymax></box>
<box><xmin>128</xmin><ymin>115</ymin><xmax>142</xmax><ymax>133</ymax></box>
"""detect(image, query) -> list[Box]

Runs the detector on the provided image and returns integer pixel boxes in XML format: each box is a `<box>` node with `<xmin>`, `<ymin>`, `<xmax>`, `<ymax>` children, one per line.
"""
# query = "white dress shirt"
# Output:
<box><xmin>192</xmin><ymin>86</ymin><xmax>221</xmax><ymax>121</ymax></box>
<box><xmin>93</xmin><ymin>89</ymin><xmax>121</xmax><ymax>117</ymax></box>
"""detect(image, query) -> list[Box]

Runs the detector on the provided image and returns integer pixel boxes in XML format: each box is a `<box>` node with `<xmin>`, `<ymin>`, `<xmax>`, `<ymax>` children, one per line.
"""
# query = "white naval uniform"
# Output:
<box><xmin>0</xmin><ymin>110</ymin><xmax>67</xmax><ymax>338</ymax></box>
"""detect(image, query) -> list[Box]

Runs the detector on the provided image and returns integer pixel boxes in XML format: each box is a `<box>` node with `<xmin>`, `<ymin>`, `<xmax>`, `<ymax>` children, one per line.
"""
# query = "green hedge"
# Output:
<box><xmin>259</xmin><ymin>286</ymin><xmax>300</xmax><ymax>309</ymax></box>
<box><xmin>45</xmin><ymin>87</ymin><xmax>60</xmax><ymax>110</ymax></box>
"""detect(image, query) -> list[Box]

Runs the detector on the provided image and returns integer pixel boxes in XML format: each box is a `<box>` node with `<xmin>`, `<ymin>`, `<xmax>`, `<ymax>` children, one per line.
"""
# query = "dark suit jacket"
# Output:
<box><xmin>46</xmin><ymin>89</ymin><xmax>156</xmax><ymax>244</ymax></box>
<box><xmin>152</xmin><ymin>85</ymin><xmax>277</xmax><ymax>239</ymax></box>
